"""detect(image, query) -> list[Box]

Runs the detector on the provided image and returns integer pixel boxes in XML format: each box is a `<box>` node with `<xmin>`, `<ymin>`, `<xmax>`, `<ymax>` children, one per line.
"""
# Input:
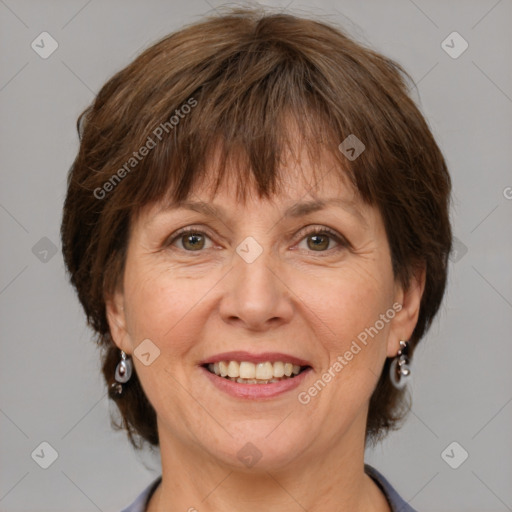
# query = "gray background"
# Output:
<box><xmin>1</xmin><ymin>0</ymin><xmax>511</xmax><ymax>511</ymax></box>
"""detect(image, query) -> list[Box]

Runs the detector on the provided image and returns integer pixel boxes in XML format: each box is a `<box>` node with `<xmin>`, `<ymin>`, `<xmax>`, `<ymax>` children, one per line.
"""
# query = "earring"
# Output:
<box><xmin>389</xmin><ymin>340</ymin><xmax>411</xmax><ymax>390</ymax></box>
<box><xmin>110</xmin><ymin>350</ymin><xmax>133</xmax><ymax>397</ymax></box>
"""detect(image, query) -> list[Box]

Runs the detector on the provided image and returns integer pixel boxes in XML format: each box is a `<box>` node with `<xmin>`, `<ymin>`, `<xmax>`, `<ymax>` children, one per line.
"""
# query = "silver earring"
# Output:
<box><xmin>389</xmin><ymin>340</ymin><xmax>411</xmax><ymax>389</ymax></box>
<box><xmin>110</xmin><ymin>350</ymin><xmax>133</xmax><ymax>397</ymax></box>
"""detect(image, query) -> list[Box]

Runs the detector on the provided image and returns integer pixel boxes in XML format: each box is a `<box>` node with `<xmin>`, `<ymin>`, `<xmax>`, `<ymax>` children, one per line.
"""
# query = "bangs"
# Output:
<box><xmin>79</xmin><ymin>9</ymin><xmax>416</xmax><ymax>225</ymax></box>
<box><xmin>120</xmin><ymin>63</ymin><xmax>362</xmax><ymax>220</ymax></box>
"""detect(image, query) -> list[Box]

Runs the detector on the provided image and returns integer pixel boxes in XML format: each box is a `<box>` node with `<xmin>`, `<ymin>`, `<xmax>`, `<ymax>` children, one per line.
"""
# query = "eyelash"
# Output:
<box><xmin>166</xmin><ymin>225</ymin><xmax>349</xmax><ymax>256</ymax></box>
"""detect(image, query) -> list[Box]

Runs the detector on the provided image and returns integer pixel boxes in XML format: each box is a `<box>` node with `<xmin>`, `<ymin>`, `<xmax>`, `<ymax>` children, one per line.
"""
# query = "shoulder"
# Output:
<box><xmin>122</xmin><ymin>468</ymin><xmax>416</xmax><ymax>512</ymax></box>
<box><xmin>364</xmin><ymin>464</ymin><xmax>419</xmax><ymax>512</ymax></box>
<box><xmin>120</xmin><ymin>476</ymin><xmax>162</xmax><ymax>512</ymax></box>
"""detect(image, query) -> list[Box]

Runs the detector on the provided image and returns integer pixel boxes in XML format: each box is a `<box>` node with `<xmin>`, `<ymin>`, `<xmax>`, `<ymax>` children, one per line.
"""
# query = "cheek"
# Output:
<box><xmin>313</xmin><ymin>259</ymin><xmax>395</xmax><ymax>363</ymax></box>
<box><xmin>122</xmin><ymin>266</ymin><xmax>210</xmax><ymax>422</ymax></box>
<box><xmin>123</xmin><ymin>265</ymin><xmax>205</xmax><ymax>354</ymax></box>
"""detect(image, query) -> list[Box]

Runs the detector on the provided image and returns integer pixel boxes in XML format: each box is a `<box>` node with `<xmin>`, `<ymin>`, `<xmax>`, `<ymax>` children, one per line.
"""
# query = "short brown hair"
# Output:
<box><xmin>61</xmin><ymin>6</ymin><xmax>452</xmax><ymax>450</ymax></box>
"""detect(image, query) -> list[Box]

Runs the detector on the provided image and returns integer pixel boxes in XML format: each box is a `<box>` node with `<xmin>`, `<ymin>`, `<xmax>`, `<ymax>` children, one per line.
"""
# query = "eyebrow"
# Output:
<box><xmin>162</xmin><ymin>198</ymin><xmax>368</xmax><ymax>227</ymax></box>
<box><xmin>284</xmin><ymin>198</ymin><xmax>366</xmax><ymax>224</ymax></box>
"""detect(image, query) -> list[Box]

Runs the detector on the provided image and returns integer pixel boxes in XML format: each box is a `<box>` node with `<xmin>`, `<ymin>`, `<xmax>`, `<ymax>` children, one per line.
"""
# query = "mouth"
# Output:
<box><xmin>202</xmin><ymin>360</ymin><xmax>311</xmax><ymax>384</ymax></box>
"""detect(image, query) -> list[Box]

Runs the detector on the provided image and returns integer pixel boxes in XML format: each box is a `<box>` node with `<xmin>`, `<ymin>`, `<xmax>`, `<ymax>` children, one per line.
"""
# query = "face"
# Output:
<box><xmin>107</xmin><ymin>142</ymin><xmax>424</xmax><ymax>474</ymax></box>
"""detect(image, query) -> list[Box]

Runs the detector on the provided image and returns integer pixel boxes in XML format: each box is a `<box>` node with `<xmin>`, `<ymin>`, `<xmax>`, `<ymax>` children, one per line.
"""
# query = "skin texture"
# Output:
<box><xmin>106</xmin><ymin>139</ymin><xmax>425</xmax><ymax>512</ymax></box>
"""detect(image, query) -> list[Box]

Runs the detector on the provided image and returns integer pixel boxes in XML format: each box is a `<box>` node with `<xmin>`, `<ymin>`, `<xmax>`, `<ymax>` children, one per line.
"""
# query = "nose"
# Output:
<box><xmin>218</xmin><ymin>248</ymin><xmax>294</xmax><ymax>332</ymax></box>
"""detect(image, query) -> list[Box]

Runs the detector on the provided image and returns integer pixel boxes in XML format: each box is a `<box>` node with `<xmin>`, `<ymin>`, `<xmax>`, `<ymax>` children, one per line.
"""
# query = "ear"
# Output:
<box><xmin>387</xmin><ymin>264</ymin><xmax>426</xmax><ymax>358</ymax></box>
<box><xmin>105</xmin><ymin>288</ymin><xmax>132</xmax><ymax>354</ymax></box>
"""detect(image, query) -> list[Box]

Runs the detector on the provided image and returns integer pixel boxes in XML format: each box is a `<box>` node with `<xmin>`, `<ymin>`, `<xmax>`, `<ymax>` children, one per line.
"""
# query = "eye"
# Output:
<box><xmin>166</xmin><ymin>225</ymin><xmax>349</xmax><ymax>254</ymax></box>
<box><xmin>295</xmin><ymin>226</ymin><xmax>348</xmax><ymax>254</ymax></box>
<box><xmin>167</xmin><ymin>227</ymin><xmax>214</xmax><ymax>252</ymax></box>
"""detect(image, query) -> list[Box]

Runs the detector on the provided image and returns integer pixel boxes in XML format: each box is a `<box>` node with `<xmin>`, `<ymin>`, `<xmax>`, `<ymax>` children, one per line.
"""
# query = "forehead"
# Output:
<box><xmin>150</xmin><ymin>135</ymin><xmax>361</xmax><ymax>220</ymax></box>
<box><xmin>132</xmin><ymin>150</ymin><xmax>374</xmax><ymax>243</ymax></box>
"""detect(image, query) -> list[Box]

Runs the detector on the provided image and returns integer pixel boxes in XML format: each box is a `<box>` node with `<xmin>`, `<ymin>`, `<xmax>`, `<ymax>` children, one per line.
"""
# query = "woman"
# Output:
<box><xmin>61</xmin><ymin>7</ymin><xmax>452</xmax><ymax>512</ymax></box>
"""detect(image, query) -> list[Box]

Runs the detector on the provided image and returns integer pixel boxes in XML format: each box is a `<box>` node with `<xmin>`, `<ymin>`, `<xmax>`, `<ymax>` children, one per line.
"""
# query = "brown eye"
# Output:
<box><xmin>181</xmin><ymin>232</ymin><xmax>206</xmax><ymax>251</ymax></box>
<box><xmin>296</xmin><ymin>226</ymin><xmax>348</xmax><ymax>254</ymax></box>
<box><xmin>167</xmin><ymin>228</ymin><xmax>213</xmax><ymax>252</ymax></box>
<box><xmin>306</xmin><ymin>233</ymin><xmax>330</xmax><ymax>251</ymax></box>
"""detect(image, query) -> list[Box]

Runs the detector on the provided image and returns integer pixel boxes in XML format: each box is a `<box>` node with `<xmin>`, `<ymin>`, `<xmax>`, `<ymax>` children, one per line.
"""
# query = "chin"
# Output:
<box><xmin>203</xmin><ymin>426</ymin><xmax>310</xmax><ymax>473</ymax></box>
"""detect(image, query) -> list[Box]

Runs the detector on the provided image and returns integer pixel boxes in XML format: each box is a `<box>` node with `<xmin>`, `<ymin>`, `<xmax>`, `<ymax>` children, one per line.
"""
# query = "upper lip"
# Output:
<box><xmin>199</xmin><ymin>351</ymin><xmax>312</xmax><ymax>367</ymax></box>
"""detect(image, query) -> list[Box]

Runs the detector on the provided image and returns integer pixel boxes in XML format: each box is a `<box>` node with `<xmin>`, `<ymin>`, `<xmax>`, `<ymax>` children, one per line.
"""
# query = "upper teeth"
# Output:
<box><xmin>207</xmin><ymin>361</ymin><xmax>302</xmax><ymax>379</ymax></box>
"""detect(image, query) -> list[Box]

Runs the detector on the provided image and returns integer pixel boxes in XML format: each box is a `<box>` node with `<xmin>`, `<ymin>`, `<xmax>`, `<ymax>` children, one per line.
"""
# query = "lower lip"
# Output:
<box><xmin>200</xmin><ymin>366</ymin><xmax>312</xmax><ymax>399</ymax></box>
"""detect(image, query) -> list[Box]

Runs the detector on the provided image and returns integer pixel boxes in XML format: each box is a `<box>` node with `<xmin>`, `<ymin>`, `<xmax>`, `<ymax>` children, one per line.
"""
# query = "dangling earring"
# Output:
<box><xmin>389</xmin><ymin>340</ymin><xmax>411</xmax><ymax>389</ymax></box>
<box><xmin>110</xmin><ymin>350</ymin><xmax>133</xmax><ymax>397</ymax></box>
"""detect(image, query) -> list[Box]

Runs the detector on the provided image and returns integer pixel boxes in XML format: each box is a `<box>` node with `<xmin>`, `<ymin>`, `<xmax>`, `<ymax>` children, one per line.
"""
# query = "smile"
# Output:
<box><xmin>205</xmin><ymin>360</ymin><xmax>308</xmax><ymax>384</ymax></box>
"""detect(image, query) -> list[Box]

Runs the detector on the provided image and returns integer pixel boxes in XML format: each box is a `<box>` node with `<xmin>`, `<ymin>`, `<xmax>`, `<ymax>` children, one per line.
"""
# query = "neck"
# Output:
<box><xmin>147</xmin><ymin>412</ymin><xmax>390</xmax><ymax>512</ymax></box>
